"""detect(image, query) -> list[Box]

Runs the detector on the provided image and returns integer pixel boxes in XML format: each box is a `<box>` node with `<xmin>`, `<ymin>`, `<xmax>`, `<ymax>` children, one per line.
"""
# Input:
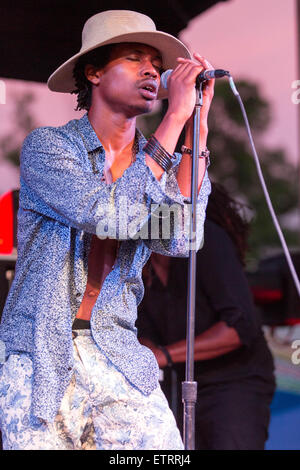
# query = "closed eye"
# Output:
<box><xmin>127</xmin><ymin>56</ymin><xmax>140</xmax><ymax>62</ymax></box>
<box><xmin>127</xmin><ymin>55</ymin><xmax>163</xmax><ymax>74</ymax></box>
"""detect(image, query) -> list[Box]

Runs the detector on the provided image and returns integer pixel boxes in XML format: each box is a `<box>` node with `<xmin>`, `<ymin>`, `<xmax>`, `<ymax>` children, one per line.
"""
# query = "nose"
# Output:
<box><xmin>141</xmin><ymin>59</ymin><xmax>159</xmax><ymax>80</ymax></box>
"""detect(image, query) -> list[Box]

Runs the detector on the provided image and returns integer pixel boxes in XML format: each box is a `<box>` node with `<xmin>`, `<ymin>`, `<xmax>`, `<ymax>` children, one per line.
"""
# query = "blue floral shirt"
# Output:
<box><xmin>0</xmin><ymin>113</ymin><xmax>211</xmax><ymax>422</ymax></box>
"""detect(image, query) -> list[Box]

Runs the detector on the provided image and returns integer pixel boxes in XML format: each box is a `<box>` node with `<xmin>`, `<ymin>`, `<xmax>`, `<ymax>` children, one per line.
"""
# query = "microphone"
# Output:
<box><xmin>160</xmin><ymin>68</ymin><xmax>230</xmax><ymax>89</ymax></box>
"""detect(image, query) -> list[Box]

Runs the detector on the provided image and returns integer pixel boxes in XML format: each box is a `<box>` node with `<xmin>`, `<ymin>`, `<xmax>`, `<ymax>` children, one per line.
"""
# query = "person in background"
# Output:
<box><xmin>137</xmin><ymin>181</ymin><xmax>276</xmax><ymax>450</ymax></box>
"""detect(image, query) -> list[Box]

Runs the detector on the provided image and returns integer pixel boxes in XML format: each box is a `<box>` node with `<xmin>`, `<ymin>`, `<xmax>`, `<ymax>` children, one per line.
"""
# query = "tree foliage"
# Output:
<box><xmin>206</xmin><ymin>79</ymin><xmax>298</xmax><ymax>263</ymax></box>
<box><xmin>0</xmin><ymin>92</ymin><xmax>37</xmax><ymax>167</ymax></box>
<box><xmin>138</xmin><ymin>79</ymin><xmax>299</xmax><ymax>264</ymax></box>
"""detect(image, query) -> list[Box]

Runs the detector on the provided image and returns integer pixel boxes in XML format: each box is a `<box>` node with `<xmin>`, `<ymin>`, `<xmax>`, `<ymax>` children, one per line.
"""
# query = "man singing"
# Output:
<box><xmin>0</xmin><ymin>10</ymin><xmax>213</xmax><ymax>450</ymax></box>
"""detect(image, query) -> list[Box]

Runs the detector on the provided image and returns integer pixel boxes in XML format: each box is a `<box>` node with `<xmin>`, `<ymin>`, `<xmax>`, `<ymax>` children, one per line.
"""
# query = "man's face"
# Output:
<box><xmin>89</xmin><ymin>43</ymin><xmax>163</xmax><ymax>116</ymax></box>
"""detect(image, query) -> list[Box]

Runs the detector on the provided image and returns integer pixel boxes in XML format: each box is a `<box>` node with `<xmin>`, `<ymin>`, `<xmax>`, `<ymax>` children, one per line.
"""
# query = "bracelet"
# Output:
<box><xmin>157</xmin><ymin>345</ymin><xmax>173</xmax><ymax>368</ymax></box>
<box><xmin>143</xmin><ymin>135</ymin><xmax>173</xmax><ymax>172</ymax></box>
<box><xmin>181</xmin><ymin>145</ymin><xmax>210</xmax><ymax>159</ymax></box>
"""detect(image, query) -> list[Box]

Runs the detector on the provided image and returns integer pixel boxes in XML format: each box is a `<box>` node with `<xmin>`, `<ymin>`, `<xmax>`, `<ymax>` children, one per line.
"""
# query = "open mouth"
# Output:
<box><xmin>139</xmin><ymin>81</ymin><xmax>158</xmax><ymax>99</ymax></box>
<box><xmin>142</xmin><ymin>84</ymin><xmax>156</xmax><ymax>93</ymax></box>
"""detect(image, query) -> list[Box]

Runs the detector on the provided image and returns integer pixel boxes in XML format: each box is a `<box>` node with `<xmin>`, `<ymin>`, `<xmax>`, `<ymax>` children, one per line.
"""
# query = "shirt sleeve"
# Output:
<box><xmin>196</xmin><ymin>221</ymin><xmax>260</xmax><ymax>347</ymax></box>
<box><xmin>142</xmin><ymin>153</ymin><xmax>211</xmax><ymax>257</ymax></box>
<box><xmin>20</xmin><ymin>127</ymin><xmax>209</xmax><ymax>249</ymax></box>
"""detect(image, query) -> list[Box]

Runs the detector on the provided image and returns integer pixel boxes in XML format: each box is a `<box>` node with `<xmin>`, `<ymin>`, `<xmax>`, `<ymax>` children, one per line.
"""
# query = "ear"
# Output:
<box><xmin>84</xmin><ymin>64</ymin><xmax>103</xmax><ymax>85</ymax></box>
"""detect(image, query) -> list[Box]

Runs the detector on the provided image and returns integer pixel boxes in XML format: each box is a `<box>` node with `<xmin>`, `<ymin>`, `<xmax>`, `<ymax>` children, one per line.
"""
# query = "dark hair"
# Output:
<box><xmin>71</xmin><ymin>45</ymin><xmax>115</xmax><ymax>111</ymax></box>
<box><xmin>206</xmin><ymin>182</ymin><xmax>250</xmax><ymax>265</ymax></box>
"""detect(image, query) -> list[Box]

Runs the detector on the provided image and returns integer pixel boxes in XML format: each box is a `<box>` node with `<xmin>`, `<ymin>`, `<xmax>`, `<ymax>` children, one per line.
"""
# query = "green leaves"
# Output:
<box><xmin>207</xmin><ymin>79</ymin><xmax>298</xmax><ymax>263</ymax></box>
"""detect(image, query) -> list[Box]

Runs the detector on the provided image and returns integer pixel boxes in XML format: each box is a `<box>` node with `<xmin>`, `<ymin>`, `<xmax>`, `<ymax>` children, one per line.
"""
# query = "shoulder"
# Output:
<box><xmin>22</xmin><ymin>118</ymin><xmax>82</xmax><ymax>154</ymax></box>
<box><xmin>204</xmin><ymin>219</ymin><xmax>232</xmax><ymax>244</ymax></box>
<box><xmin>201</xmin><ymin>219</ymin><xmax>240</xmax><ymax>262</ymax></box>
<box><xmin>20</xmin><ymin>119</ymin><xmax>84</xmax><ymax>171</ymax></box>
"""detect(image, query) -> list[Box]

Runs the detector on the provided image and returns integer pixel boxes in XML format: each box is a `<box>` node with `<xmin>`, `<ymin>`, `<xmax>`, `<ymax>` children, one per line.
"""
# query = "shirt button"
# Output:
<box><xmin>76</xmin><ymin>292</ymin><xmax>81</xmax><ymax>298</ymax></box>
<box><xmin>67</xmin><ymin>367</ymin><xmax>72</xmax><ymax>371</ymax></box>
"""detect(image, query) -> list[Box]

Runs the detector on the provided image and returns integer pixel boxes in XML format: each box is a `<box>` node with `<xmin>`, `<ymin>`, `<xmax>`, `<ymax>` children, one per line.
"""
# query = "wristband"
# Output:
<box><xmin>181</xmin><ymin>145</ymin><xmax>210</xmax><ymax>167</ymax></box>
<box><xmin>157</xmin><ymin>345</ymin><xmax>173</xmax><ymax>367</ymax></box>
<box><xmin>144</xmin><ymin>135</ymin><xmax>174</xmax><ymax>172</ymax></box>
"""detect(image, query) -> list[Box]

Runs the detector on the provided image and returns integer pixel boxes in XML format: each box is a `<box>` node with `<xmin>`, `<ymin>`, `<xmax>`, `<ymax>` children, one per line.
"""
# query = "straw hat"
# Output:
<box><xmin>47</xmin><ymin>10</ymin><xmax>192</xmax><ymax>99</ymax></box>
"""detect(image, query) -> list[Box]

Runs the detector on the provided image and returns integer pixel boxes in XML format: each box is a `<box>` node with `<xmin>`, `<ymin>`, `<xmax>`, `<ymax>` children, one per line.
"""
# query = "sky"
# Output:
<box><xmin>0</xmin><ymin>0</ymin><xmax>299</xmax><ymax>194</ymax></box>
<box><xmin>180</xmin><ymin>0</ymin><xmax>298</xmax><ymax>161</ymax></box>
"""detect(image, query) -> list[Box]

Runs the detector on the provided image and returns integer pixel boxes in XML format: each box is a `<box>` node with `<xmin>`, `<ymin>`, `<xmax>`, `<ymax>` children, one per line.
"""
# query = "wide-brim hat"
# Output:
<box><xmin>47</xmin><ymin>10</ymin><xmax>192</xmax><ymax>100</ymax></box>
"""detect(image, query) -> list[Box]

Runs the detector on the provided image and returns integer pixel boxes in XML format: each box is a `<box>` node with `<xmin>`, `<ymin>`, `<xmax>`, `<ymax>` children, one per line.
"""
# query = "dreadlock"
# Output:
<box><xmin>206</xmin><ymin>182</ymin><xmax>250</xmax><ymax>266</ymax></box>
<box><xmin>71</xmin><ymin>45</ymin><xmax>115</xmax><ymax>111</ymax></box>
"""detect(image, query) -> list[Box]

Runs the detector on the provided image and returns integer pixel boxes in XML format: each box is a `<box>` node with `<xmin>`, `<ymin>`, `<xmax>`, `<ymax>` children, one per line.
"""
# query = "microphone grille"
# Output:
<box><xmin>160</xmin><ymin>69</ymin><xmax>173</xmax><ymax>89</ymax></box>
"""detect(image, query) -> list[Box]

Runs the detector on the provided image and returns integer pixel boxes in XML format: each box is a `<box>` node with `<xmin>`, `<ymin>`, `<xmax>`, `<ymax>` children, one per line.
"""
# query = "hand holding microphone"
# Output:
<box><xmin>163</xmin><ymin>53</ymin><xmax>216</xmax><ymax>128</ymax></box>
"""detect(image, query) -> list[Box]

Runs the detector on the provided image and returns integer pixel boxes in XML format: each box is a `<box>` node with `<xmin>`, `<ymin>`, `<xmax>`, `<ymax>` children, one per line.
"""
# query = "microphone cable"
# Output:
<box><xmin>227</xmin><ymin>75</ymin><xmax>300</xmax><ymax>298</ymax></box>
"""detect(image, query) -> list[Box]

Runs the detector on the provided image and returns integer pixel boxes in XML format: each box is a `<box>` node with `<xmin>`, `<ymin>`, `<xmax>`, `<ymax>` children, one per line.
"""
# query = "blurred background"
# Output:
<box><xmin>0</xmin><ymin>0</ymin><xmax>300</xmax><ymax>449</ymax></box>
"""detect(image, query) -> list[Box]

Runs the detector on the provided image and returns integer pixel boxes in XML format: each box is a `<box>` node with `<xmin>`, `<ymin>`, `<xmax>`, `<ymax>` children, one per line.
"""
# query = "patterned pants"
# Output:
<box><xmin>0</xmin><ymin>330</ymin><xmax>183</xmax><ymax>450</ymax></box>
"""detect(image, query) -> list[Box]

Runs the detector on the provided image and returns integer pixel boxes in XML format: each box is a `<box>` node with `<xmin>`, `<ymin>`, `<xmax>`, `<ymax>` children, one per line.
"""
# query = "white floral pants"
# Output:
<box><xmin>0</xmin><ymin>330</ymin><xmax>183</xmax><ymax>450</ymax></box>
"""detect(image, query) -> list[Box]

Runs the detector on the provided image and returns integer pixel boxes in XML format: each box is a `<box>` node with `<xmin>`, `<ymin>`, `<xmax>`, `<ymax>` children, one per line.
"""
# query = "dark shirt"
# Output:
<box><xmin>137</xmin><ymin>219</ymin><xmax>275</xmax><ymax>391</ymax></box>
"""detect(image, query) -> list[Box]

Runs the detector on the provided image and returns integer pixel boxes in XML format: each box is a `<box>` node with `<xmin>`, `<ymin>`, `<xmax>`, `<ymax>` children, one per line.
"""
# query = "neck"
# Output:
<box><xmin>88</xmin><ymin>100</ymin><xmax>136</xmax><ymax>155</ymax></box>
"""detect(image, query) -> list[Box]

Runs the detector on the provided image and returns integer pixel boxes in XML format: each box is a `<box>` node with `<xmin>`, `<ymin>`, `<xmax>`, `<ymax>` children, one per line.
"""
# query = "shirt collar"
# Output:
<box><xmin>76</xmin><ymin>113</ymin><xmax>103</xmax><ymax>154</ymax></box>
<box><xmin>76</xmin><ymin>112</ymin><xmax>147</xmax><ymax>159</ymax></box>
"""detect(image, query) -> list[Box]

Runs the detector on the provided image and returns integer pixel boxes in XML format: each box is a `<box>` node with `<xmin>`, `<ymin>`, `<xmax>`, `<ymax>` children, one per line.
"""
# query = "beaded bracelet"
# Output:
<box><xmin>143</xmin><ymin>135</ymin><xmax>173</xmax><ymax>172</ymax></box>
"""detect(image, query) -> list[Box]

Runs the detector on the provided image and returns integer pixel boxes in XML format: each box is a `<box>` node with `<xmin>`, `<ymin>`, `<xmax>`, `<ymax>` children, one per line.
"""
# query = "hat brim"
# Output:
<box><xmin>47</xmin><ymin>30</ymin><xmax>192</xmax><ymax>100</ymax></box>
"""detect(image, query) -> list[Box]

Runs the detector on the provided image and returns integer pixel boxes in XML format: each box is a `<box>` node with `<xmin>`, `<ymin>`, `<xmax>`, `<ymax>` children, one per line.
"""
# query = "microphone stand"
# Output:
<box><xmin>182</xmin><ymin>81</ymin><xmax>203</xmax><ymax>450</ymax></box>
